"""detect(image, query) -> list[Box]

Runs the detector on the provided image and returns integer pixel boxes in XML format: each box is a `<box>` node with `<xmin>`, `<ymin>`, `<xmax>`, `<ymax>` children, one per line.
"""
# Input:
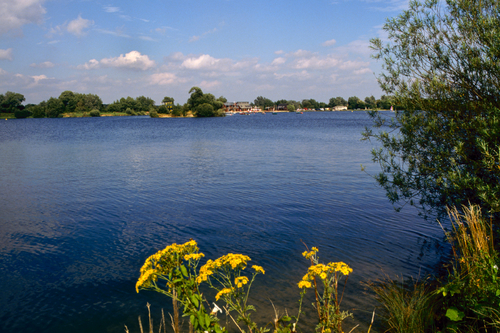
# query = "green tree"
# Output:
<box><xmin>0</xmin><ymin>91</ymin><xmax>25</xmax><ymax>113</ymax></box>
<box><xmin>328</xmin><ymin>97</ymin><xmax>347</xmax><ymax>107</ymax></box>
<box><xmin>347</xmin><ymin>96</ymin><xmax>362</xmax><ymax>110</ymax></box>
<box><xmin>136</xmin><ymin>96</ymin><xmax>155</xmax><ymax>112</ymax></box>
<box><xmin>254</xmin><ymin>96</ymin><xmax>274</xmax><ymax>109</ymax></box>
<box><xmin>376</xmin><ymin>95</ymin><xmax>393</xmax><ymax>110</ymax></box>
<box><xmin>365</xmin><ymin>0</ymin><xmax>500</xmax><ymax>216</ymax></box>
<box><xmin>46</xmin><ymin>97</ymin><xmax>65</xmax><ymax>118</ymax></box>
<box><xmin>162</xmin><ymin>96</ymin><xmax>174</xmax><ymax>104</ymax></box>
<box><xmin>187</xmin><ymin>87</ymin><xmax>224</xmax><ymax>117</ymax></box>
<box><xmin>364</xmin><ymin>96</ymin><xmax>376</xmax><ymax>109</ymax></box>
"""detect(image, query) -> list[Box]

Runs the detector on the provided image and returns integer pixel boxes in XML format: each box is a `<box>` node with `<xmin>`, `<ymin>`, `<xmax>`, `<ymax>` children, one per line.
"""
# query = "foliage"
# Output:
<box><xmin>287</xmin><ymin>104</ymin><xmax>296</xmax><ymax>112</ymax></box>
<box><xmin>254</xmin><ymin>96</ymin><xmax>274</xmax><ymax>109</ymax></box>
<box><xmin>14</xmin><ymin>109</ymin><xmax>32</xmax><ymax>118</ymax></box>
<box><xmin>89</xmin><ymin>109</ymin><xmax>101</xmax><ymax>117</ymax></box>
<box><xmin>46</xmin><ymin>97</ymin><xmax>64</xmax><ymax>118</ymax></box>
<box><xmin>162</xmin><ymin>96</ymin><xmax>174</xmax><ymax>104</ymax></box>
<box><xmin>187</xmin><ymin>87</ymin><xmax>224</xmax><ymax>117</ymax></box>
<box><xmin>369</xmin><ymin>277</ymin><xmax>437</xmax><ymax>333</ymax></box>
<box><xmin>302</xmin><ymin>99</ymin><xmax>320</xmax><ymax>110</ymax></box>
<box><xmin>328</xmin><ymin>97</ymin><xmax>347</xmax><ymax>108</ymax></box>
<box><xmin>365</xmin><ymin>0</ymin><xmax>500</xmax><ymax>216</ymax></box>
<box><xmin>347</xmin><ymin>96</ymin><xmax>365</xmax><ymax>110</ymax></box>
<box><xmin>299</xmin><ymin>247</ymin><xmax>353</xmax><ymax>333</ymax></box>
<box><xmin>436</xmin><ymin>205</ymin><xmax>500</xmax><ymax>332</ymax></box>
<box><xmin>157</xmin><ymin>105</ymin><xmax>170</xmax><ymax>114</ymax></box>
<box><xmin>136</xmin><ymin>241</ymin><xmax>353</xmax><ymax>333</ymax></box>
<box><xmin>0</xmin><ymin>91</ymin><xmax>25</xmax><ymax>113</ymax></box>
<box><xmin>149</xmin><ymin>110</ymin><xmax>159</xmax><ymax>118</ymax></box>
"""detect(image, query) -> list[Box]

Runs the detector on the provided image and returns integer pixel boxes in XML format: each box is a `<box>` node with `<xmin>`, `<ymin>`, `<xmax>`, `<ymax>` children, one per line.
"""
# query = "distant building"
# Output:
<box><xmin>223</xmin><ymin>102</ymin><xmax>251</xmax><ymax>112</ymax></box>
<box><xmin>333</xmin><ymin>105</ymin><xmax>348</xmax><ymax>111</ymax></box>
<box><xmin>277</xmin><ymin>104</ymin><xmax>288</xmax><ymax>111</ymax></box>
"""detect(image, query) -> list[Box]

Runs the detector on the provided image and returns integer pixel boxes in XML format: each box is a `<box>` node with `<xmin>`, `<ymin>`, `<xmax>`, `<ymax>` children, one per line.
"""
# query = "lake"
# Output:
<box><xmin>0</xmin><ymin>112</ymin><xmax>447</xmax><ymax>332</ymax></box>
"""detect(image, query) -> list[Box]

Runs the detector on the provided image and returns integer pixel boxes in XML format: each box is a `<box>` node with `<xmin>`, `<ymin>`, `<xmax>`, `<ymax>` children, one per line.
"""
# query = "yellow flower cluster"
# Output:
<box><xmin>252</xmin><ymin>265</ymin><xmax>265</xmax><ymax>274</ymax></box>
<box><xmin>184</xmin><ymin>253</ymin><xmax>205</xmax><ymax>261</ymax></box>
<box><xmin>234</xmin><ymin>276</ymin><xmax>249</xmax><ymax>288</ymax></box>
<box><xmin>302</xmin><ymin>247</ymin><xmax>319</xmax><ymax>259</ymax></box>
<box><xmin>136</xmin><ymin>269</ymin><xmax>157</xmax><ymax>293</ymax></box>
<box><xmin>215</xmin><ymin>288</ymin><xmax>232</xmax><ymax>301</ymax></box>
<box><xmin>196</xmin><ymin>253</ymin><xmax>251</xmax><ymax>284</ymax></box>
<box><xmin>137</xmin><ymin>240</ymin><xmax>201</xmax><ymax>292</ymax></box>
<box><xmin>298</xmin><ymin>262</ymin><xmax>353</xmax><ymax>289</ymax></box>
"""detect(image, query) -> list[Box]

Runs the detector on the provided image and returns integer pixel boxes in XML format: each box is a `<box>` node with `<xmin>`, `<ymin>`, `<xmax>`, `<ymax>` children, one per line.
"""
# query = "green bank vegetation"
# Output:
<box><xmin>0</xmin><ymin>88</ymin><xmax>394</xmax><ymax>120</ymax></box>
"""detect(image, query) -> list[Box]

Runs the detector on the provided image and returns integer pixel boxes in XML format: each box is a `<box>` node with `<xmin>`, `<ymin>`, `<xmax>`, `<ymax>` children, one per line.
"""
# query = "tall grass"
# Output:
<box><xmin>368</xmin><ymin>277</ymin><xmax>437</xmax><ymax>333</ymax></box>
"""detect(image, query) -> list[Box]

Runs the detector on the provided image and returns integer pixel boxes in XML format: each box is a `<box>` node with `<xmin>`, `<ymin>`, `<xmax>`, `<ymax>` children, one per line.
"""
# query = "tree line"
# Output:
<box><xmin>0</xmin><ymin>88</ymin><xmax>395</xmax><ymax>119</ymax></box>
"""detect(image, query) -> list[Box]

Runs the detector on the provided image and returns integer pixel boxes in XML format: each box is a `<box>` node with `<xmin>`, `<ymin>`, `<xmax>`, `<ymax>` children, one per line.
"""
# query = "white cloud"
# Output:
<box><xmin>0</xmin><ymin>48</ymin><xmax>13</xmax><ymax>60</ymax></box>
<box><xmin>67</xmin><ymin>15</ymin><xmax>93</xmax><ymax>37</ymax></box>
<box><xmin>0</xmin><ymin>68</ymin><xmax>7</xmax><ymax>75</ymax></box>
<box><xmin>149</xmin><ymin>72</ymin><xmax>178</xmax><ymax>85</ymax></box>
<box><xmin>100</xmin><ymin>51</ymin><xmax>156</xmax><ymax>70</ymax></box>
<box><xmin>0</xmin><ymin>0</ymin><xmax>46</xmax><ymax>35</ymax></box>
<box><xmin>322</xmin><ymin>39</ymin><xmax>337</xmax><ymax>47</ymax></box>
<box><xmin>181</xmin><ymin>54</ymin><xmax>221</xmax><ymax>70</ymax></box>
<box><xmin>275</xmin><ymin>50</ymin><xmax>284</xmax><ymax>55</ymax></box>
<box><xmin>30</xmin><ymin>61</ymin><xmax>54</xmax><ymax>68</ymax></box>
<box><xmin>77</xmin><ymin>59</ymin><xmax>99</xmax><ymax>70</ymax></box>
<box><xmin>199</xmin><ymin>80</ymin><xmax>221</xmax><ymax>90</ymax></box>
<box><xmin>271</xmin><ymin>57</ymin><xmax>286</xmax><ymax>66</ymax></box>
<box><xmin>104</xmin><ymin>6</ymin><xmax>120</xmax><ymax>13</ymax></box>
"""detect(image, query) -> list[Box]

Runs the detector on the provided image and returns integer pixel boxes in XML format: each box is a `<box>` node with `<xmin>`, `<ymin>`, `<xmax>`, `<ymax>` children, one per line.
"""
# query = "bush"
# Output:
<box><xmin>157</xmin><ymin>105</ymin><xmax>169</xmax><ymax>114</ymax></box>
<box><xmin>14</xmin><ymin>109</ymin><xmax>32</xmax><ymax>119</ymax></box>
<box><xmin>89</xmin><ymin>109</ymin><xmax>101</xmax><ymax>117</ymax></box>
<box><xmin>149</xmin><ymin>110</ymin><xmax>159</xmax><ymax>118</ymax></box>
<box><xmin>125</xmin><ymin>108</ymin><xmax>136</xmax><ymax>116</ymax></box>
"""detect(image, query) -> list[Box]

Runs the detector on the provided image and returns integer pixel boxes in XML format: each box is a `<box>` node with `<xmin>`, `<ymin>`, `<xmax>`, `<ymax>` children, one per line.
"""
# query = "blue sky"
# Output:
<box><xmin>0</xmin><ymin>0</ymin><xmax>407</xmax><ymax>105</ymax></box>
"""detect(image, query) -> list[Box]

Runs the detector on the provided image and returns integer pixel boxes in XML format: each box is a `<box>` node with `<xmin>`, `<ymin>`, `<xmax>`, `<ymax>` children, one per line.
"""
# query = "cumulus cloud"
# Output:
<box><xmin>100</xmin><ymin>51</ymin><xmax>156</xmax><ymax>70</ymax></box>
<box><xmin>0</xmin><ymin>48</ymin><xmax>13</xmax><ymax>60</ymax></box>
<box><xmin>149</xmin><ymin>72</ymin><xmax>178</xmax><ymax>85</ymax></box>
<box><xmin>30</xmin><ymin>61</ymin><xmax>54</xmax><ymax>68</ymax></box>
<box><xmin>77</xmin><ymin>59</ymin><xmax>100</xmax><ymax>70</ymax></box>
<box><xmin>271</xmin><ymin>57</ymin><xmax>286</xmax><ymax>66</ymax></box>
<box><xmin>0</xmin><ymin>0</ymin><xmax>46</xmax><ymax>35</ymax></box>
<box><xmin>181</xmin><ymin>54</ymin><xmax>221</xmax><ymax>70</ymax></box>
<box><xmin>322</xmin><ymin>39</ymin><xmax>336</xmax><ymax>47</ymax></box>
<box><xmin>67</xmin><ymin>15</ymin><xmax>93</xmax><ymax>37</ymax></box>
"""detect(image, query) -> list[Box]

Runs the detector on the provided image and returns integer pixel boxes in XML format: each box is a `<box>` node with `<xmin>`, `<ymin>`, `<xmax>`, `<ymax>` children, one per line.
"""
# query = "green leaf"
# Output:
<box><xmin>180</xmin><ymin>265</ymin><xmax>188</xmax><ymax>277</ymax></box>
<box><xmin>190</xmin><ymin>295</ymin><xmax>199</xmax><ymax>308</ymax></box>
<box><xmin>205</xmin><ymin>313</ymin><xmax>211</xmax><ymax>326</ymax></box>
<box><xmin>496</xmin><ymin>289</ymin><xmax>500</xmax><ymax>297</ymax></box>
<box><xmin>190</xmin><ymin>315</ymin><xmax>196</xmax><ymax>326</ymax></box>
<box><xmin>446</xmin><ymin>307</ymin><xmax>465</xmax><ymax>322</ymax></box>
<box><xmin>198</xmin><ymin>312</ymin><xmax>205</xmax><ymax>328</ymax></box>
<box><xmin>280</xmin><ymin>316</ymin><xmax>292</xmax><ymax>322</ymax></box>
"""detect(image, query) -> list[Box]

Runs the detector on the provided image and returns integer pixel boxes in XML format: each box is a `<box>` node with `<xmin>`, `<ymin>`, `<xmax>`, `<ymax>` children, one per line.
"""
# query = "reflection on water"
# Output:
<box><xmin>0</xmin><ymin>113</ymin><xmax>447</xmax><ymax>332</ymax></box>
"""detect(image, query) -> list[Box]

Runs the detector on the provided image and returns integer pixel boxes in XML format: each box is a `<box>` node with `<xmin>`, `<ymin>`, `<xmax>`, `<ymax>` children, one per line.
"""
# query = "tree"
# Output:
<box><xmin>347</xmin><ymin>96</ymin><xmax>362</xmax><ymax>110</ymax></box>
<box><xmin>45</xmin><ymin>97</ymin><xmax>64</xmax><ymax>118</ymax></box>
<box><xmin>0</xmin><ymin>91</ymin><xmax>25</xmax><ymax>113</ymax></box>
<box><xmin>254</xmin><ymin>96</ymin><xmax>274</xmax><ymax>109</ymax></box>
<box><xmin>187</xmin><ymin>87</ymin><xmax>224</xmax><ymax>117</ymax></box>
<box><xmin>162</xmin><ymin>96</ymin><xmax>174</xmax><ymax>104</ymax></box>
<box><xmin>328</xmin><ymin>97</ymin><xmax>347</xmax><ymax>107</ymax></box>
<box><xmin>376</xmin><ymin>95</ymin><xmax>393</xmax><ymax>110</ymax></box>
<box><xmin>365</xmin><ymin>0</ymin><xmax>500</xmax><ymax>216</ymax></box>
<box><xmin>364</xmin><ymin>96</ymin><xmax>376</xmax><ymax>109</ymax></box>
<box><xmin>136</xmin><ymin>96</ymin><xmax>155</xmax><ymax>112</ymax></box>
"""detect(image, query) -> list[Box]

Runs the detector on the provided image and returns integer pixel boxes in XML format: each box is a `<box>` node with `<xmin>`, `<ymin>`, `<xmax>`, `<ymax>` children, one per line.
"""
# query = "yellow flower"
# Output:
<box><xmin>252</xmin><ymin>265</ymin><xmax>265</xmax><ymax>274</ymax></box>
<box><xmin>136</xmin><ymin>269</ymin><xmax>156</xmax><ymax>293</ymax></box>
<box><xmin>234</xmin><ymin>276</ymin><xmax>249</xmax><ymax>288</ymax></box>
<box><xmin>298</xmin><ymin>280</ymin><xmax>312</xmax><ymax>288</ymax></box>
<box><xmin>320</xmin><ymin>272</ymin><xmax>327</xmax><ymax>280</ymax></box>
<box><xmin>215</xmin><ymin>288</ymin><xmax>232</xmax><ymax>301</ymax></box>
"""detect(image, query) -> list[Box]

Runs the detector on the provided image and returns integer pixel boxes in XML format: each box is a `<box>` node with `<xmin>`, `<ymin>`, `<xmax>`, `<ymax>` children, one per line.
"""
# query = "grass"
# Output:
<box><xmin>1</xmin><ymin>113</ymin><xmax>16</xmax><ymax>119</ymax></box>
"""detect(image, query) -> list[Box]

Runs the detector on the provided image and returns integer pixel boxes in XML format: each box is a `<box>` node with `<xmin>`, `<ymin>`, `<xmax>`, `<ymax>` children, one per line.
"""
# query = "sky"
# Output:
<box><xmin>0</xmin><ymin>0</ymin><xmax>407</xmax><ymax>105</ymax></box>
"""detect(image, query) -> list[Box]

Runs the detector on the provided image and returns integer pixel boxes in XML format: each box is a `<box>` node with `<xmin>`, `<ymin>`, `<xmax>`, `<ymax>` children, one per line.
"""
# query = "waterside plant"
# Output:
<box><xmin>135</xmin><ymin>241</ymin><xmax>355</xmax><ymax>333</ymax></box>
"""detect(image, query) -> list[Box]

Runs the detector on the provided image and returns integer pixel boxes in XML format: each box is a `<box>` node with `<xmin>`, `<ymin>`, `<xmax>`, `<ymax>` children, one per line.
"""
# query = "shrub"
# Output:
<box><xmin>14</xmin><ymin>109</ymin><xmax>32</xmax><ymax>118</ymax></box>
<box><xmin>89</xmin><ymin>109</ymin><xmax>101</xmax><ymax>117</ymax></box>
<box><xmin>125</xmin><ymin>108</ymin><xmax>136</xmax><ymax>116</ymax></box>
<box><xmin>149</xmin><ymin>110</ymin><xmax>159</xmax><ymax>118</ymax></box>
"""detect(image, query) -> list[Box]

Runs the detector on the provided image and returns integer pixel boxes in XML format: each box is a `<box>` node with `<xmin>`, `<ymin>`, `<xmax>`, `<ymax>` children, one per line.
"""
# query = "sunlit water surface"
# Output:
<box><xmin>0</xmin><ymin>112</ymin><xmax>447</xmax><ymax>333</ymax></box>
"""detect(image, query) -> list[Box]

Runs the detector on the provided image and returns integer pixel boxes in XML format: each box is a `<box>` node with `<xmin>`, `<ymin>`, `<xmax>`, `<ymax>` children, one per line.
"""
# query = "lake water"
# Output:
<box><xmin>0</xmin><ymin>112</ymin><xmax>447</xmax><ymax>333</ymax></box>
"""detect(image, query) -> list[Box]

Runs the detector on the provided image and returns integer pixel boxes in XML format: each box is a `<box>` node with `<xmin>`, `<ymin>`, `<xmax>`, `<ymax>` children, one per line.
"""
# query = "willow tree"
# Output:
<box><xmin>364</xmin><ymin>0</ymin><xmax>500</xmax><ymax>217</ymax></box>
